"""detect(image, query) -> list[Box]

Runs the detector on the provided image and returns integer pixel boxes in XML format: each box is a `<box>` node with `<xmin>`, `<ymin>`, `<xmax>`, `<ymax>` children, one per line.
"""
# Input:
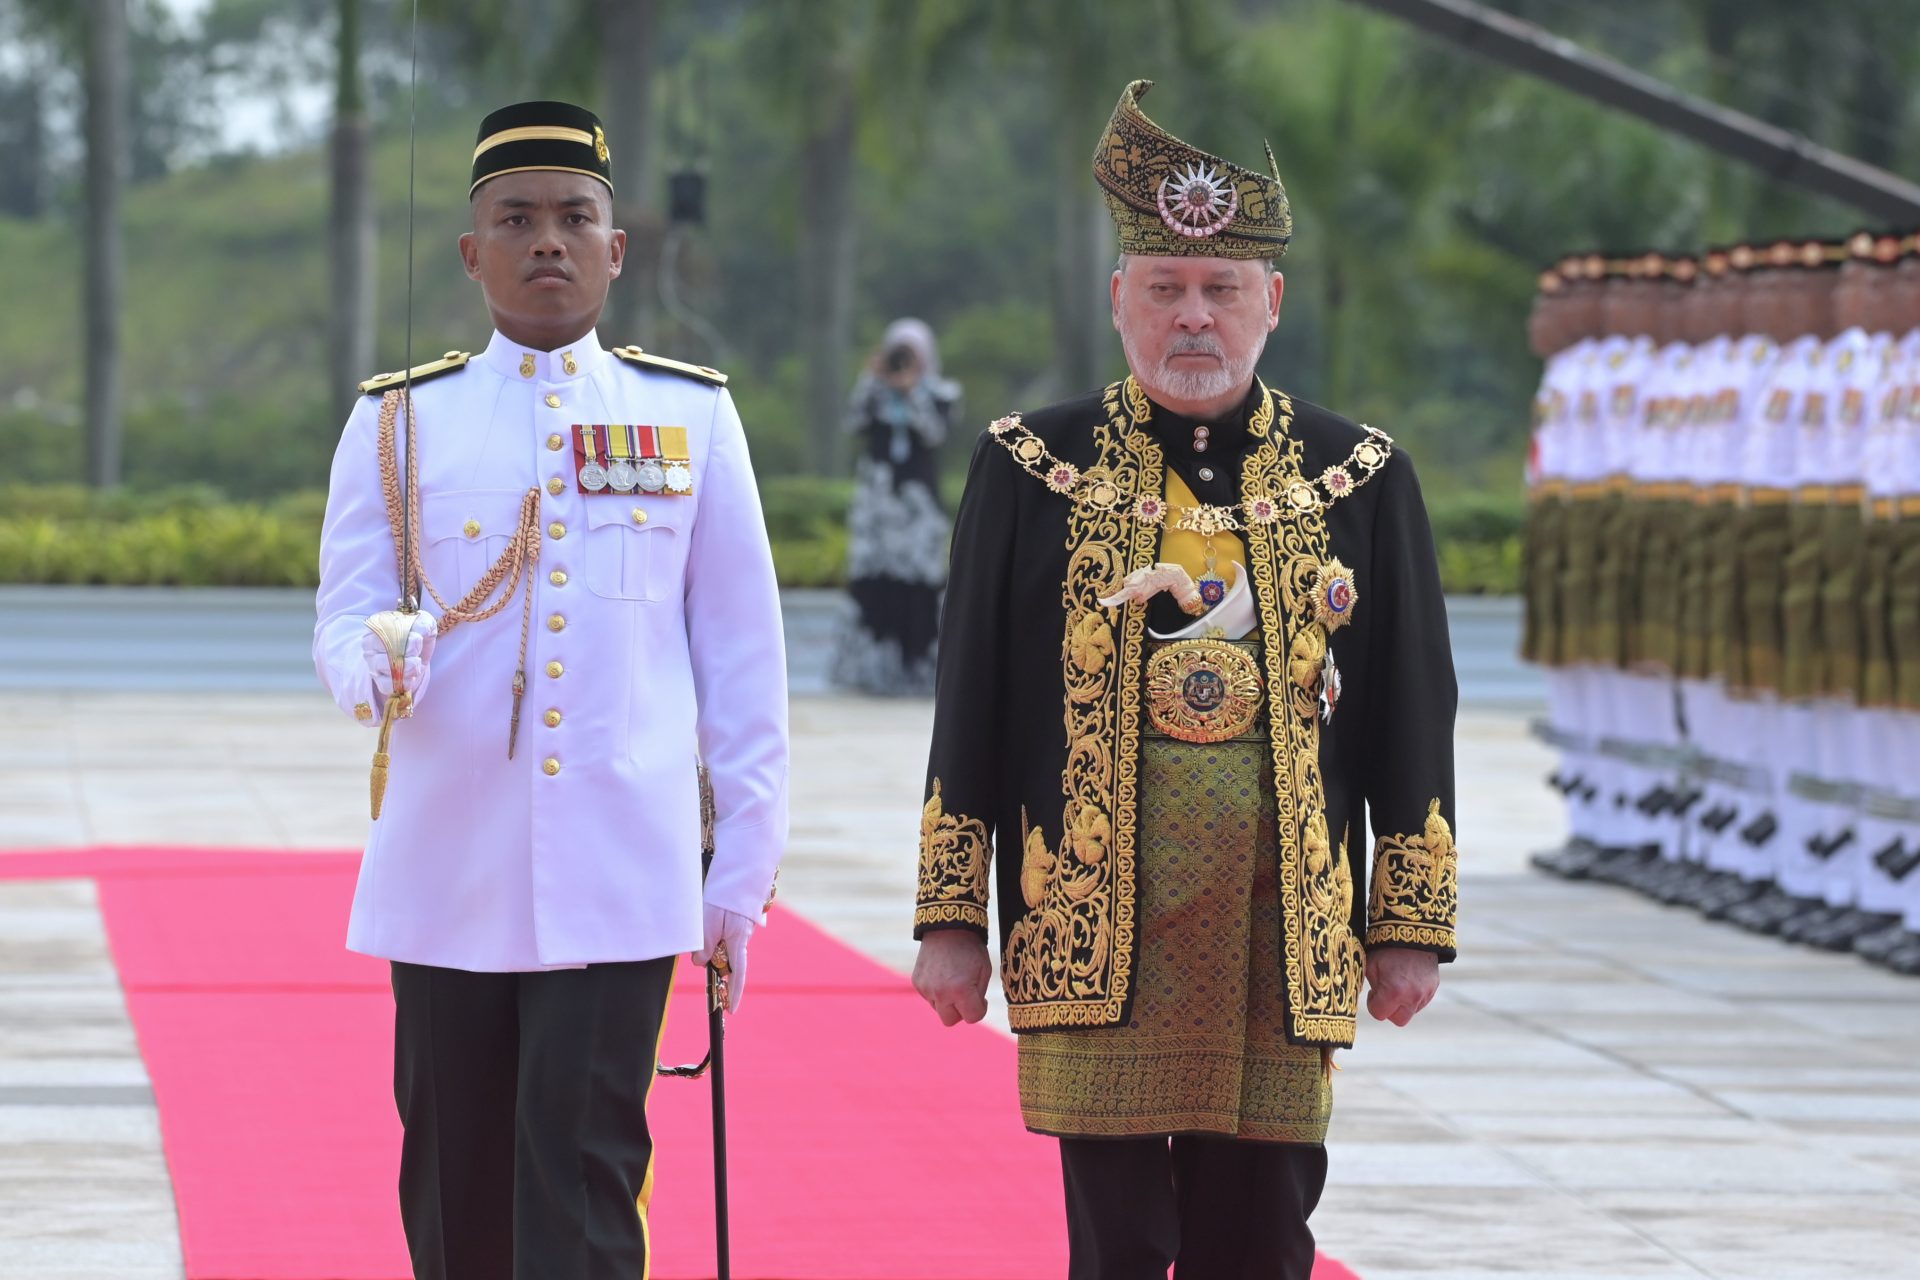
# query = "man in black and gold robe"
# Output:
<box><xmin>911</xmin><ymin>80</ymin><xmax>1459</xmax><ymax>1280</ymax></box>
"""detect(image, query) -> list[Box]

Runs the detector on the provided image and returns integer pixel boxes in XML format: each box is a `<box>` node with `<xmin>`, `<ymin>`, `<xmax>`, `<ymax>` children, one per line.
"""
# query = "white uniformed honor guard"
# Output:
<box><xmin>313</xmin><ymin>100</ymin><xmax>788</xmax><ymax>1279</ymax></box>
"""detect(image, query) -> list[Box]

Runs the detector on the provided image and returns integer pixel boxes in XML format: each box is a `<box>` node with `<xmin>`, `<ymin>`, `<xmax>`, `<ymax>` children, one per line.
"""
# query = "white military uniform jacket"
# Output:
<box><xmin>315</xmin><ymin>330</ymin><xmax>789</xmax><ymax>971</ymax></box>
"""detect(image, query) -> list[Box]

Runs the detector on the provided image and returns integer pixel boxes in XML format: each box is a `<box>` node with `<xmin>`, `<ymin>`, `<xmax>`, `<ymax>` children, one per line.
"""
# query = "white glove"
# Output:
<box><xmin>692</xmin><ymin>903</ymin><xmax>758</xmax><ymax>1012</ymax></box>
<box><xmin>361</xmin><ymin>612</ymin><xmax>438</xmax><ymax>713</ymax></box>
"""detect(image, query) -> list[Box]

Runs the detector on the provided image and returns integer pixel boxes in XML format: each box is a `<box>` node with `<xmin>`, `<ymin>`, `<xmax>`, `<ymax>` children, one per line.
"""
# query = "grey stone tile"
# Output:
<box><xmin>1715</xmin><ymin>1089</ymin><xmax>1920</xmax><ymax>1124</ymax></box>
<box><xmin>1593</xmin><ymin>1190</ymin><xmax>1920</xmax><ymax>1278</ymax></box>
<box><xmin>1328</xmin><ymin>1140</ymin><xmax>1545</xmax><ymax>1188</ymax></box>
<box><xmin>1366</xmin><ymin>1067</ymin><xmax>1734</xmax><ymax>1117</ymax></box>
<box><xmin>1498</xmin><ymin>1138</ymin><xmax>1901</xmax><ymax>1194</ymax></box>
<box><xmin>1446</xmin><ymin>1112</ymin><xmax>1777</xmax><ymax>1146</ymax></box>
<box><xmin>1313</xmin><ymin>1185</ymin><xmax>1696</xmax><ymax>1277</ymax></box>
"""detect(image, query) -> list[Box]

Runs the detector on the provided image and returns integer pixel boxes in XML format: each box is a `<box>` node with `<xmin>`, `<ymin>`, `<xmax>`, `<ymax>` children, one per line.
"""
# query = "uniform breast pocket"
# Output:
<box><xmin>583</xmin><ymin>499</ymin><xmax>686</xmax><ymax>602</ymax></box>
<box><xmin>422</xmin><ymin>489</ymin><xmax>529</xmax><ymax>607</ymax></box>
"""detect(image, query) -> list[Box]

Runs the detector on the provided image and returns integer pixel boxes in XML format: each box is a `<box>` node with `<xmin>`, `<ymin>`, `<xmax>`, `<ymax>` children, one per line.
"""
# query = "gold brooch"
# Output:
<box><xmin>1145</xmin><ymin>638</ymin><xmax>1264</xmax><ymax>743</ymax></box>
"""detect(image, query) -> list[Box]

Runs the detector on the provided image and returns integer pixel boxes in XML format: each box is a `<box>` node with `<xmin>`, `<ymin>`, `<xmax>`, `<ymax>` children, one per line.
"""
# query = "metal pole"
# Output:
<box><xmin>708</xmin><ymin>967</ymin><xmax>731</xmax><ymax>1280</ymax></box>
<box><xmin>1345</xmin><ymin>0</ymin><xmax>1920</xmax><ymax>224</ymax></box>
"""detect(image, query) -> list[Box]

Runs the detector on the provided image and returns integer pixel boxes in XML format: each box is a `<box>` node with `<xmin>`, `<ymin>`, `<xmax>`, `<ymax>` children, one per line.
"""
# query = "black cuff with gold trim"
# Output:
<box><xmin>914</xmin><ymin>780</ymin><xmax>992</xmax><ymax>940</ymax></box>
<box><xmin>1364</xmin><ymin>799</ymin><xmax>1459</xmax><ymax>960</ymax></box>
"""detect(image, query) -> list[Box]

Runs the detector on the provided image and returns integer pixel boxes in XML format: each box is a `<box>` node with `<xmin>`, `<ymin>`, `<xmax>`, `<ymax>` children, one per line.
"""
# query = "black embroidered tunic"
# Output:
<box><xmin>915</xmin><ymin>378</ymin><xmax>1459</xmax><ymax>1049</ymax></box>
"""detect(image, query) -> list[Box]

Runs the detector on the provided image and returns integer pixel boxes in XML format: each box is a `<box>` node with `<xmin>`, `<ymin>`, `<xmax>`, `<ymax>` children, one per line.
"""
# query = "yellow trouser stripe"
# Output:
<box><xmin>637</xmin><ymin>956</ymin><xmax>677</xmax><ymax>1280</ymax></box>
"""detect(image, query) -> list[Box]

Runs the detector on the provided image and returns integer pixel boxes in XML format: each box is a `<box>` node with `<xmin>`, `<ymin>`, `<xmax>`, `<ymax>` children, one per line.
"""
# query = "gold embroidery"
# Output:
<box><xmin>1019</xmin><ymin>810</ymin><xmax>1054</xmax><ymax>909</ymax></box>
<box><xmin>1242</xmin><ymin>388</ymin><xmax>1368</xmax><ymax>1045</ymax></box>
<box><xmin>1002</xmin><ymin>381</ymin><xmax>1158</xmax><ymax>1029</ymax></box>
<box><xmin>1366</xmin><ymin>798</ymin><xmax>1459</xmax><ymax>951</ymax></box>
<box><xmin>914</xmin><ymin>780</ymin><xmax>992</xmax><ymax>932</ymax></box>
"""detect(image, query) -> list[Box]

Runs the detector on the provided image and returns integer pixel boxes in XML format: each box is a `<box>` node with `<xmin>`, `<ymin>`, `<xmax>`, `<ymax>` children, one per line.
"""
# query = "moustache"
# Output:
<box><xmin>1165</xmin><ymin>335</ymin><xmax>1225</xmax><ymax>359</ymax></box>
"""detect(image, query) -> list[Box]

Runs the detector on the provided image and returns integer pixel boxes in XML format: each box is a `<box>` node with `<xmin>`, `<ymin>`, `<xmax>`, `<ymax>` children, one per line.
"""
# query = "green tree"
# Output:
<box><xmin>330</xmin><ymin>0</ymin><xmax>376</xmax><ymax>423</ymax></box>
<box><xmin>84</xmin><ymin>0</ymin><xmax>130</xmax><ymax>487</ymax></box>
<box><xmin>892</xmin><ymin>0</ymin><xmax>1231</xmax><ymax>398</ymax></box>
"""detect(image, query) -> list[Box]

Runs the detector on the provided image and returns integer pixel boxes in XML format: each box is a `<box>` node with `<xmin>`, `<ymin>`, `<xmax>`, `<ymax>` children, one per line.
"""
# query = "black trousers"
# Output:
<box><xmin>1059</xmin><ymin>1135</ymin><xmax>1328</xmax><ymax>1280</ymax></box>
<box><xmin>390</xmin><ymin>957</ymin><xmax>676</xmax><ymax>1280</ymax></box>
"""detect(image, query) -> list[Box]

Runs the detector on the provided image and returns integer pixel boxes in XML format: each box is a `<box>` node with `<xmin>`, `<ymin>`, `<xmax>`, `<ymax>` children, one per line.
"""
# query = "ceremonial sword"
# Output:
<box><xmin>363</xmin><ymin>0</ymin><xmax>423</xmax><ymax>816</ymax></box>
<box><xmin>657</xmin><ymin>781</ymin><xmax>734</xmax><ymax>1280</ymax></box>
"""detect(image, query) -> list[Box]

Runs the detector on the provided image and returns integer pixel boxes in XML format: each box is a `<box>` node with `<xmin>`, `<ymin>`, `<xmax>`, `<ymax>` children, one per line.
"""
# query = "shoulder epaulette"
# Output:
<box><xmin>359</xmin><ymin>350</ymin><xmax>472</xmax><ymax>395</ymax></box>
<box><xmin>611</xmin><ymin>345</ymin><xmax>727</xmax><ymax>387</ymax></box>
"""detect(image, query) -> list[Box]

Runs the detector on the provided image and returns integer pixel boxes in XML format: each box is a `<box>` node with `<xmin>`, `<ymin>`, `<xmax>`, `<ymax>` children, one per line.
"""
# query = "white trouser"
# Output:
<box><xmin>1546</xmin><ymin>668</ymin><xmax>1595</xmax><ymax>843</ymax></box>
<box><xmin>1813</xmin><ymin>699</ymin><xmax>1862</xmax><ymax>908</ymax></box>
<box><xmin>1678</xmin><ymin>678</ymin><xmax>1724</xmax><ymax>869</ymax></box>
<box><xmin>1855</xmin><ymin>707</ymin><xmax>1906</xmax><ymax>916</ymax></box>
<box><xmin>1900</xmin><ymin>713</ymin><xmax>1920</xmax><ymax>932</ymax></box>
<box><xmin>1720</xmin><ymin>695</ymin><xmax>1775</xmax><ymax>883</ymax></box>
<box><xmin>1615</xmin><ymin>669</ymin><xmax>1681</xmax><ymax>858</ymax></box>
<box><xmin>1772</xmin><ymin>700</ymin><xmax>1845</xmax><ymax>900</ymax></box>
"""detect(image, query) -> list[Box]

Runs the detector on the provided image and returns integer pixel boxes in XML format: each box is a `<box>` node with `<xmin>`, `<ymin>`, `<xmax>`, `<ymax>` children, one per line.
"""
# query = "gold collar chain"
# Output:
<box><xmin>987</xmin><ymin>378</ymin><xmax>1392</xmax><ymax>532</ymax></box>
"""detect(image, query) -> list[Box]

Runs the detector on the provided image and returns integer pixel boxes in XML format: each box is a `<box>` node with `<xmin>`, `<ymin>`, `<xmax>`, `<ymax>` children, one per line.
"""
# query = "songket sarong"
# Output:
<box><xmin>1016</xmin><ymin>638</ymin><xmax>1332</xmax><ymax>1143</ymax></box>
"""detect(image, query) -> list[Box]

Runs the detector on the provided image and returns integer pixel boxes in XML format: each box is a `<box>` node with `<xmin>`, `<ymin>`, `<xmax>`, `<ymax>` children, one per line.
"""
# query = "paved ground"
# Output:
<box><xmin>5</xmin><ymin>690</ymin><xmax>1919</xmax><ymax>1279</ymax></box>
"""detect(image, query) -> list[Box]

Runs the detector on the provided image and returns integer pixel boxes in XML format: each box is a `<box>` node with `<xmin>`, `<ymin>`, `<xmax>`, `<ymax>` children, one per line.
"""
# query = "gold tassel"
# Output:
<box><xmin>369</xmin><ymin>693</ymin><xmax>407</xmax><ymax>819</ymax></box>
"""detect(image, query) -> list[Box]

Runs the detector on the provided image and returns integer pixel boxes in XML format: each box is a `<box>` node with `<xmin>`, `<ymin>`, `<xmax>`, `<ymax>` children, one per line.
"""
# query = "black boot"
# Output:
<box><xmin>1853</xmin><ymin>920</ymin><xmax>1914</xmax><ymax>962</ymax></box>
<box><xmin>1873</xmin><ymin>838</ymin><xmax>1920</xmax><ymax>884</ymax></box>
<box><xmin>1531</xmin><ymin>838</ymin><xmax>1604</xmax><ymax>880</ymax></box>
<box><xmin>1724</xmin><ymin>886</ymin><xmax>1816</xmax><ymax>934</ymax></box>
<box><xmin>1800</xmin><ymin>909</ymin><xmax>1900</xmax><ymax>953</ymax></box>
<box><xmin>1739</xmin><ymin>813</ymin><xmax>1779</xmax><ymax>847</ymax></box>
<box><xmin>1700</xmin><ymin>805</ymin><xmax>1740</xmax><ymax>834</ymax></box>
<box><xmin>1698</xmin><ymin>874</ymin><xmax>1767</xmax><ymax>918</ymax></box>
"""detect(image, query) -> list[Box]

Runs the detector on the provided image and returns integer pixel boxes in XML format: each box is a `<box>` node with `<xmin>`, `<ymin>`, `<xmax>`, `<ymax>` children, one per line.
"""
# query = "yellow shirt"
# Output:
<box><xmin>1159</xmin><ymin>467</ymin><xmax>1246</xmax><ymax>584</ymax></box>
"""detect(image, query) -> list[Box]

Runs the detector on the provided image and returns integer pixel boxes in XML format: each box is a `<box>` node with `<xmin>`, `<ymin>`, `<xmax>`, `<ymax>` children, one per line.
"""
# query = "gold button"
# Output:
<box><xmin>543</xmin><ymin>757</ymin><xmax>561</xmax><ymax>776</ymax></box>
<box><xmin>631</xmin><ymin>507</ymin><xmax>648</xmax><ymax>526</ymax></box>
<box><xmin>463</xmin><ymin>519</ymin><xmax>481</xmax><ymax>538</ymax></box>
<box><xmin>549</xmin><ymin>569</ymin><xmax>568</xmax><ymax>586</ymax></box>
<box><xmin>548</xmin><ymin>613</ymin><xmax>566</xmax><ymax>633</ymax></box>
<box><xmin>547</xmin><ymin>477</ymin><xmax>566</xmax><ymax>495</ymax></box>
<box><xmin>545</xmin><ymin>393</ymin><xmax>562</xmax><ymax>408</ymax></box>
<box><xmin>547</xmin><ymin>434</ymin><xmax>564</xmax><ymax>451</ymax></box>
<box><xmin>548</xmin><ymin>521</ymin><xmax>566</xmax><ymax>539</ymax></box>
<box><xmin>544</xmin><ymin>709</ymin><xmax>562</xmax><ymax>728</ymax></box>
<box><xmin>546</xmin><ymin>660</ymin><xmax>564</xmax><ymax>678</ymax></box>
<box><xmin>353</xmin><ymin>702</ymin><xmax>373</xmax><ymax>722</ymax></box>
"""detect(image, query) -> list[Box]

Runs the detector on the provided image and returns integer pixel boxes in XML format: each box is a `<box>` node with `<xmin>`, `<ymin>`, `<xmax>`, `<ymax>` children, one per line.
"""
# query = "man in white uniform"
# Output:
<box><xmin>1689</xmin><ymin>249</ymin><xmax>1783</xmax><ymax>916</ymax></box>
<box><xmin>1783</xmin><ymin>234</ymin><xmax>1898</xmax><ymax>949</ymax></box>
<box><xmin>1858</xmin><ymin>236</ymin><xmax>1920</xmax><ymax>971</ymax></box>
<box><xmin>1525</xmin><ymin>260</ymin><xmax>1608</xmax><ymax>876</ymax></box>
<box><xmin>1725</xmin><ymin>241</ymin><xmax>1836</xmax><ymax>934</ymax></box>
<box><xmin>313</xmin><ymin>101</ymin><xmax>788</xmax><ymax>1279</ymax></box>
<box><xmin>1579</xmin><ymin>257</ymin><xmax>1659</xmax><ymax>884</ymax></box>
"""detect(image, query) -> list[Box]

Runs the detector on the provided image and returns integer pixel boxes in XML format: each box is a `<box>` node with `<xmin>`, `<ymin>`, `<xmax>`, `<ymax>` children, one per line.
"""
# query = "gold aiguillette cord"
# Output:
<box><xmin>374</xmin><ymin>389</ymin><xmax>543</xmax><ymax>815</ymax></box>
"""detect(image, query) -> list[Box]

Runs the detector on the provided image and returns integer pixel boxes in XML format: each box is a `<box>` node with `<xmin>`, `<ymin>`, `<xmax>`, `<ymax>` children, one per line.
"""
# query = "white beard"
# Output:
<box><xmin>1121</xmin><ymin>327</ymin><xmax>1264</xmax><ymax>404</ymax></box>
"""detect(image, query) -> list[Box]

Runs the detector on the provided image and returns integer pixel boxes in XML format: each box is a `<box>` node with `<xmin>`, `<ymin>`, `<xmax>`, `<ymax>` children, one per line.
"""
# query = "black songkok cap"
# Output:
<box><xmin>470</xmin><ymin>100</ymin><xmax>612</xmax><ymax>197</ymax></box>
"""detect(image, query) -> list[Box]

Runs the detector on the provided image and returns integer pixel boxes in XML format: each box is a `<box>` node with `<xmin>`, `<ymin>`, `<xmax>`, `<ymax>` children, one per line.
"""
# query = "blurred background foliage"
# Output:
<box><xmin>4</xmin><ymin>0</ymin><xmax>1916</xmax><ymax>588</ymax></box>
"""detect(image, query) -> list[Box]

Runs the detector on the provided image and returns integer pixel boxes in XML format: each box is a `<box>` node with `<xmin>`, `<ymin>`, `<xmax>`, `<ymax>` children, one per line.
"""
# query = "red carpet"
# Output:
<box><xmin>0</xmin><ymin>846</ymin><xmax>1359</xmax><ymax>1280</ymax></box>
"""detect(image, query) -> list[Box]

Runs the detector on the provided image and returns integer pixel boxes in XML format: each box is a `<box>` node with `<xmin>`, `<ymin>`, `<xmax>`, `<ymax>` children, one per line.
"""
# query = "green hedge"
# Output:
<box><xmin>0</xmin><ymin>480</ymin><xmax>1521</xmax><ymax>594</ymax></box>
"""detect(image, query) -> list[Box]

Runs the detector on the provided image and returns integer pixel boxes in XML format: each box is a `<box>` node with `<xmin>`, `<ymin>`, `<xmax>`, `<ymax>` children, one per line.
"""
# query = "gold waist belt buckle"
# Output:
<box><xmin>1145</xmin><ymin>638</ymin><xmax>1265</xmax><ymax>743</ymax></box>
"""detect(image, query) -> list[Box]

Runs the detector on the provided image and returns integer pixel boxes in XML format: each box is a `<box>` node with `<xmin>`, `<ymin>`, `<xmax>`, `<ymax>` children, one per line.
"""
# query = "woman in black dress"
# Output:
<box><xmin>831</xmin><ymin>318</ymin><xmax>960</xmax><ymax>695</ymax></box>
